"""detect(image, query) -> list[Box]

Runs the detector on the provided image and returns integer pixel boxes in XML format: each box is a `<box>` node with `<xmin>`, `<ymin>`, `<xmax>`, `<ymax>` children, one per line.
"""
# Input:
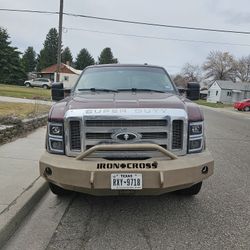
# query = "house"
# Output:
<box><xmin>40</xmin><ymin>63</ymin><xmax>82</xmax><ymax>88</ymax></box>
<box><xmin>207</xmin><ymin>80</ymin><xmax>250</xmax><ymax>104</ymax></box>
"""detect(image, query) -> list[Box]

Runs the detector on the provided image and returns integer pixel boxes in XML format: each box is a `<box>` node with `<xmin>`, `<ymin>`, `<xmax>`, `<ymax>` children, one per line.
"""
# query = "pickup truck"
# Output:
<box><xmin>39</xmin><ymin>64</ymin><xmax>214</xmax><ymax>196</ymax></box>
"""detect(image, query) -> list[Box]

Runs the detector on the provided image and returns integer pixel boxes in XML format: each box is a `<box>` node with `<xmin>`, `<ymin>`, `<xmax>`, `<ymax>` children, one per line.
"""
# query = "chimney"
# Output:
<box><xmin>66</xmin><ymin>61</ymin><xmax>70</xmax><ymax>66</ymax></box>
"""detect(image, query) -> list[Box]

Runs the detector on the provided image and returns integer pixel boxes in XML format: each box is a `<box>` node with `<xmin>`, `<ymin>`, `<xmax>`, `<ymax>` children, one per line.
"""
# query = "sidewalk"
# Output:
<box><xmin>0</xmin><ymin>127</ymin><xmax>48</xmax><ymax>246</ymax></box>
<box><xmin>0</xmin><ymin>96</ymin><xmax>54</xmax><ymax>106</ymax></box>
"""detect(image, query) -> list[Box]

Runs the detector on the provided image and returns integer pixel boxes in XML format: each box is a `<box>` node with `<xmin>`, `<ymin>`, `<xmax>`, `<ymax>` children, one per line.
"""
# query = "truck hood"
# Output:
<box><xmin>49</xmin><ymin>92</ymin><xmax>203</xmax><ymax>122</ymax></box>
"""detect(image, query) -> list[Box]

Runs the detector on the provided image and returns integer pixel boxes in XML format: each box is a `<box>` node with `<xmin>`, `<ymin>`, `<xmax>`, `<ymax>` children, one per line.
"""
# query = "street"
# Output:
<box><xmin>3</xmin><ymin>108</ymin><xmax>250</xmax><ymax>250</ymax></box>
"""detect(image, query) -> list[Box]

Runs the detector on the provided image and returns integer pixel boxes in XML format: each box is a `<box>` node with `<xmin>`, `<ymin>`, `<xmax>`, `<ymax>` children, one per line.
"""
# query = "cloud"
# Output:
<box><xmin>1</xmin><ymin>0</ymin><xmax>250</xmax><ymax>74</ymax></box>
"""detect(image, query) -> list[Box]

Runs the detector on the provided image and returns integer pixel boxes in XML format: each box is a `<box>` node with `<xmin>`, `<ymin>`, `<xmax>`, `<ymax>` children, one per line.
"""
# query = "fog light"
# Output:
<box><xmin>51</xmin><ymin>140</ymin><xmax>63</xmax><ymax>150</ymax></box>
<box><xmin>202</xmin><ymin>166</ymin><xmax>208</xmax><ymax>174</ymax></box>
<box><xmin>45</xmin><ymin>167</ymin><xmax>52</xmax><ymax>176</ymax></box>
<box><xmin>189</xmin><ymin>139</ymin><xmax>202</xmax><ymax>150</ymax></box>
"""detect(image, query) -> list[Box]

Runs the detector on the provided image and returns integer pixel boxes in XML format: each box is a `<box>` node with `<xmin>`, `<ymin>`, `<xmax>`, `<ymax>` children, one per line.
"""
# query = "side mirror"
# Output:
<box><xmin>51</xmin><ymin>82</ymin><xmax>64</xmax><ymax>101</ymax></box>
<box><xmin>186</xmin><ymin>82</ymin><xmax>200</xmax><ymax>100</ymax></box>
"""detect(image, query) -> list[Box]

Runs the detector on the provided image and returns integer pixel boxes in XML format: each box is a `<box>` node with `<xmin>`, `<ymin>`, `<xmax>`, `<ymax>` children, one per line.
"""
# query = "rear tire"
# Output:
<box><xmin>244</xmin><ymin>106</ymin><xmax>250</xmax><ymax>112</ymax></box>
<box><xmin>176</xmin><ymin>182</ymin><xmax>202</xmax><ymax>196</ymax></box>
<box><xmin>49</xmin><ymin>182</ymin><xmax>70</xmax><ymax>196</ymax></box>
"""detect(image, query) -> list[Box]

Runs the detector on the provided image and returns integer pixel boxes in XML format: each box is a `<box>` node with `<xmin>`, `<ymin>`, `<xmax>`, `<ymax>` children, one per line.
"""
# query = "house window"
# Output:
<box><xmin>216</xmin><ymin>91</ymin><xmax>218</xmax><ymax>96</ymax></box>
<box><xmin>64</xmin><ymin>76</ymin><xmax>69</xmax><ymax>81</ymax></box>
<box><xmin>227</xmin><ymin>91</ymin><xmax>232</xmax><ymax>96</ymax></box>
<box><xmin>208</xmin><ymin>91</ymin><xmax>210</xmax><ymax>97</ymax></box>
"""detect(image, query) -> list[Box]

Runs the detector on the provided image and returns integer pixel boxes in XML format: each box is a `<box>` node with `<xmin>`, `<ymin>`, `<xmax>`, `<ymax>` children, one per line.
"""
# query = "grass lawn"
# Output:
<box><xmin>194</xmin><ymin>99</ymin><xmax>233</xmax><ymax>108</ymax></box>
<box><xmin>0</xmin><ymin>84</ymin><xmax>51</xmax><ymax>100</ymax></box>
<box><xmin>0</xmin><ymin>102</ymin><xmax>50</xmax><ymax>119</ymax></box>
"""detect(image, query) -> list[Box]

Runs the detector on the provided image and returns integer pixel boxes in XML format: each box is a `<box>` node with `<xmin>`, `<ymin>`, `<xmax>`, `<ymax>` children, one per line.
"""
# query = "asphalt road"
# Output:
<box><xmin>3</xmin><ymin>108</ymin><xmax>250</xmax><ymax>250</ymax></box>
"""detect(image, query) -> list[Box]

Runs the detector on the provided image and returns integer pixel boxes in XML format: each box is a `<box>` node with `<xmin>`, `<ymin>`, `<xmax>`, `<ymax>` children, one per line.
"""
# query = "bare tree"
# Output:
<box><xmin>172</xmin><ymin>74</ymin><xmax>189</xmax><ymax>88</ymax></box>
<box><xmin>181</xmin><ymin>63</ymin><xmax>201</xmax><ymax>82</ymax></box>
<box><xmin>203</xmin><ymin>51</ymin><xmax>235</xmax><ymax>81</ymax></box>
<box><xmin>233</xmin><ymin>56</ymin><xmax>250</xmax><ymax>82</ymax></box>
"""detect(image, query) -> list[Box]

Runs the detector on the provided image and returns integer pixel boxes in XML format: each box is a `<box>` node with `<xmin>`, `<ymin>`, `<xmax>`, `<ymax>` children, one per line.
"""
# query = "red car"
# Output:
<box><xmin>234</xmin><ymin>99</ymin><xmax>250</xmax><ymax>111</ymax></box>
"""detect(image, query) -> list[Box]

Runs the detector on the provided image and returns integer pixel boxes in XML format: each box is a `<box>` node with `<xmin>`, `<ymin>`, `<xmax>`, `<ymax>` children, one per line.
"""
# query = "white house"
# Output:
<box><xmin>40</xmin><ymin>63</ymin><xmax>82</xmax><ymax>88</ymax></box>
<box><xmin>207</xmin><ymin>80</ymin><xmax>250</xmax><ymax>104</ymax></box>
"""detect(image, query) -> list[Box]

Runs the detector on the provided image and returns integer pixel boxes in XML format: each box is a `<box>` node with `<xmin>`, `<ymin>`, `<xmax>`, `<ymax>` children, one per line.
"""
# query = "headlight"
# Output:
<box><xmin>49</xmin><ymin>124</ymin><xmax>63</xmax><ymax>136</ymax></box>
<box><xmin>189</xmin><ymin>122</ymin><xmax>203</xmax><ymax>136</ymax></box>
<box><xmin>47</xmin><ymin>122</ymin><xmax>64</xmax><ymax>154</ymax></box>
<box><xmin>188</xmin><ymin>121</ymin><xmax>204</xmax><ymax>153</ymax></box>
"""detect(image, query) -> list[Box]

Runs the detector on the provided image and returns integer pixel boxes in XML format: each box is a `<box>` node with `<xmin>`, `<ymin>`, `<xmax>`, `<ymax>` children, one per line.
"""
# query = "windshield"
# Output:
<box><xmin>74</xmin><ymin>66</ymin><xmax>176</xmax><ymax>93</ymax></box>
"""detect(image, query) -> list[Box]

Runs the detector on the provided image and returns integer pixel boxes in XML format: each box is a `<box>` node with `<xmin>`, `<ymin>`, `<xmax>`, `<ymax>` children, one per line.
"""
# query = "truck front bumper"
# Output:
<box><xmin>39</xmin><ymin>149</ymin><xmax>214</xmax><ymax>196</ymax></box>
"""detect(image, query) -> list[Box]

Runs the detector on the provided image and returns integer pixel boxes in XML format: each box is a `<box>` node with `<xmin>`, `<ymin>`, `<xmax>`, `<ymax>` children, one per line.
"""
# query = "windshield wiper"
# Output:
<box><xmin>117</xmin><ymin>88</ymin><xmax>166</xmax><ymax>93</ymax></box>
<box><xmin>77</xmin><ymin>88</ymin><xmax>118</xmax><ymax>92</ymax></box>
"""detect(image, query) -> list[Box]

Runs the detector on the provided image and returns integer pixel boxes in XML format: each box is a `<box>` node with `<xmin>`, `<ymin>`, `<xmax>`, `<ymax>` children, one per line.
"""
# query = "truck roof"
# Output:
<box><xmin>85</xmin><ymin>64</ymin><xmax>165</xmax><ymax>70</ymax></box>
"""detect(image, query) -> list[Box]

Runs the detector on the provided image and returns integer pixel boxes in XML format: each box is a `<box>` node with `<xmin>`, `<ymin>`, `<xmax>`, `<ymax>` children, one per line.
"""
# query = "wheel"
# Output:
<box><xmin>238</xmin><ymin>108</ymin><xmax>241</xmax><ymax>111</ymax></box>
<box><xmin>244</xmin><ymin>106</ymin><xmax>250</xmax><ymax>112</ymax></box>
<box><xmin>49</xmin><ymin>182</ymin><xmax>70</xmax><ymax>196</ymax></box>
<box><xmin>25</xmin><ymin>82</ymin><xmax>31</xmax><ymax>87</ymax></box>
<box><xmin>176</xmin><ymin>182</ymin><xmax>202</xmax><ymax>196</ymax></box>
<box><xmin>42</xmin><ymin>84</ymin><xmax>49</xmax><ymax>89</ymax></box>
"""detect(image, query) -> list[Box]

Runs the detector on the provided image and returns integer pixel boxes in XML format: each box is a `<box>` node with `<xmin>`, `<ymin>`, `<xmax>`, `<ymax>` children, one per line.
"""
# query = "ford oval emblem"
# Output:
<box><xmin>112</xmin><ymin>132</ymin><xmax>141</xmax><ymax>141</ymax></box>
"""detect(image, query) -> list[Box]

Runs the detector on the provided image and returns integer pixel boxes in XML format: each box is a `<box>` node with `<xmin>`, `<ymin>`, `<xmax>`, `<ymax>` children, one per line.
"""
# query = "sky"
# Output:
<box><xmin>1</xmin><ymin>0</ymin><xmax>250</xmax><ymax>74</ymax></box>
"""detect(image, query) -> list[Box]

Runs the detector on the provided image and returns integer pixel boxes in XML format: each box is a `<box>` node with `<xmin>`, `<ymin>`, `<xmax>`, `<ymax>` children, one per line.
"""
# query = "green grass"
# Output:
<box><xmin>194</xmin><ymin>99</ymin><xmax>233</xmax><ymax>108</ymax></box>
<box><xmin>0</xmin><ymin>84</ymin><xmax>51</xmax><ymax>100</ymax></box>
<box><xmin>0</xmin><ymin>102</ymin><xmax>50</xmax><ymax>119</ymax></box>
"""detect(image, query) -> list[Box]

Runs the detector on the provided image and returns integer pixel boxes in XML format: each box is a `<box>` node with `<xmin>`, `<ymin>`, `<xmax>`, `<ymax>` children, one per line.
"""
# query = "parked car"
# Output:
<box><xmin>24</xmin><ymin>78</ymin><xmax>52</xmax><ymax>89</ymax></box>
<box><xmin>233</xmin><ymin>99</ymin><xmax>250</xmax><ymax>111</ymax></box>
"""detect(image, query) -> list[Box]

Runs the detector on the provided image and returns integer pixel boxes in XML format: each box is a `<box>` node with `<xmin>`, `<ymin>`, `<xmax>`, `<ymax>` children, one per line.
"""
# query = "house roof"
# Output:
<box><xmin>41</xmin><ymin>63</ymin><xmax>82</xmax><ymax>75</ymax></box>
<box><xmin>214</xmin><ymin>80</ymin><xmax>250</xmax><ymax>91</ymax></box>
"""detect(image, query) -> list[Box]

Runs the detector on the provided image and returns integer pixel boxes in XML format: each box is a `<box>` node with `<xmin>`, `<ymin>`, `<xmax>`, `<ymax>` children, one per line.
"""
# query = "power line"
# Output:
<box><xmin>0</xmin><ymin>8</ymin><xmax>58</xmax><ymax>15</ymax></box>
<box><xmin>64</xmin><ymin>13</ymin><xmax>250</xmax><ymax>35</ymax></box>
<box><xmin>1</xmin><ymin>8</ymin><xmax>250</xmax><ymax>35</ymax></box>
<box><xmin>64</xmin><ymin>27</ymin><xmax>250</xmax><ymax>47</ymax></box>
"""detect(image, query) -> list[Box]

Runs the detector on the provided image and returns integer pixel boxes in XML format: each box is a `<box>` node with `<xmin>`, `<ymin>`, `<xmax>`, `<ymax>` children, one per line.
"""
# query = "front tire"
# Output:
<box><xmin>49</xmin><ymin>182</ymin><xmax>70</xmax><ymax>196</ymax></box>
<box><xmin>176</xmin><ymin>182</ymin><xmax>202</xmax><ymax>196</ymax></box>
<box><xmin>244</xmin><ymin>106</ymin><xmax>250</xmax><ymax>112</ymax></box>
<box><xmin>42</xmin><ymin>84</ymin><xmax>49</xmax><ymax>89</ymax></box>
<box><xmin>25</xmin><ymin>83</ymin><xmax>31</xmax><ymax>88</ymax></box>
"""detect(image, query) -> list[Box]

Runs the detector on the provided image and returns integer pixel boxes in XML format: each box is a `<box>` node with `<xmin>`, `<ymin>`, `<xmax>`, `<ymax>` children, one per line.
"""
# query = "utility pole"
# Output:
<box><xmin>56</xmin><ymin>0</ymin><xmax>63</xmax><ymax>82</ymax></box>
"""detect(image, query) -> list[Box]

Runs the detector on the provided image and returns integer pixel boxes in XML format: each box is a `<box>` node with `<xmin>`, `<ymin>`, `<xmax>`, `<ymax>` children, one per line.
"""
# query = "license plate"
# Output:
<box><xmin>111</xmin><ymin>173</ymin><xmax>142</xmax><ymax>190</ymax></box>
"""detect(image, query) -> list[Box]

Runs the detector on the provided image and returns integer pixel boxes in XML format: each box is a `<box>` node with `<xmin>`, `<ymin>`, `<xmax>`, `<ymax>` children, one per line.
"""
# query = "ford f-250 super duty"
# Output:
<box><xmin>39</xmin><ymin>64</ymin><xmax>214</xmax><ymax>196</ymax></box>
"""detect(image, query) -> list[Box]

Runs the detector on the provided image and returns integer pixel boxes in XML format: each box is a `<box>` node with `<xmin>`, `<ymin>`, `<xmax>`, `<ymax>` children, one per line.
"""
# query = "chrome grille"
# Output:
<box><xmin>65</xmin><ymin>108</ymin><xmax>188</xmax><ymax>157</ymax></box>
<box><xmin>172</xmin><ymin>120</ymin><xmax>183</xmax><ymax>150</ymax></box>
<box><xmin>86</xmin><ymin>119</ymin><xmax>167</xmax><ymax>127</ymax></box>
<box><xmin>69</xmin><ymin>120</ymin><xmax>81</xmax><ymax>150</ymax></box>
<box><xmin>86</xmin><ymin>132</ymin><xmax>167</xmax><ymax>140</ymax></box>
<box><xmin>84</xmin><ymin>119</ymin><xmax>168</xmax><ymax>153</ymax></box>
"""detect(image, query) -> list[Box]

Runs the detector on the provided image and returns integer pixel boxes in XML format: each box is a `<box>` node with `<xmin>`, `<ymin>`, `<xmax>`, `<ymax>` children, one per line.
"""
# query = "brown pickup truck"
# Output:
<box><xmin>39</xmin><ymin>64</ymin><xmax>214</xmax><ymax>196</ymax></box>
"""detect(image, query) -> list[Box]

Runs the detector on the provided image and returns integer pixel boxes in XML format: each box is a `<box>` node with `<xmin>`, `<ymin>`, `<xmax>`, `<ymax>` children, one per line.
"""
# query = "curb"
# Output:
<box><xmin>0</xmin><ymin>177</ymin><xmax>48</xmax><ymax>248</ymax></box>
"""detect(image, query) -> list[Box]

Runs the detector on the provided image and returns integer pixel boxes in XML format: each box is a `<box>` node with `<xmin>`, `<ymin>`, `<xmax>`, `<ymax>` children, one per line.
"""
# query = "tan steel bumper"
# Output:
<box><xmin>39</xmin><ymin>148</ymin><xmax>214</xmax><ymax>196</ymax></box>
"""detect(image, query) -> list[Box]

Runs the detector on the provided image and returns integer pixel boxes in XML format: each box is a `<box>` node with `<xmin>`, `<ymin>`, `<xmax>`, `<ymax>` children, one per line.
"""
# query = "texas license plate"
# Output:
<box><xmin>111</xmin><ymin>173</ymin><xmax>142</xmax><ymax>190</ymax></box>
